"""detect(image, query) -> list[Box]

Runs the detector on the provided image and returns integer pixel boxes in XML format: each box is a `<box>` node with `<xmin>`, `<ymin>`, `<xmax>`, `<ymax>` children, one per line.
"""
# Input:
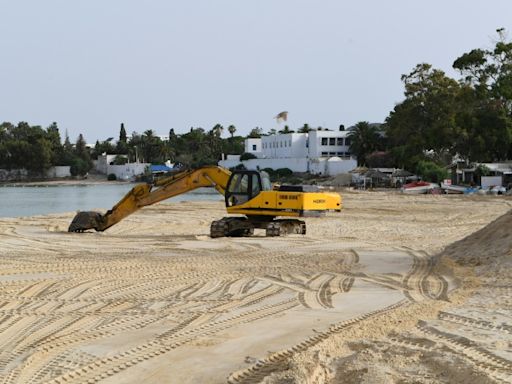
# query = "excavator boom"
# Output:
<box><xmin>68</xmin><ymin>166</ymin><xmax>231</xmax><ymax>232</ymax></box>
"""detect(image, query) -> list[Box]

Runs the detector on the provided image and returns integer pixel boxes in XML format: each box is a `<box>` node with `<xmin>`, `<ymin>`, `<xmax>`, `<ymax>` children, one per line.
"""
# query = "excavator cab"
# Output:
<box><xmin>225</xmin><ymin>170</ymin><xmax>271</xmax><ymax>207</ymax></box>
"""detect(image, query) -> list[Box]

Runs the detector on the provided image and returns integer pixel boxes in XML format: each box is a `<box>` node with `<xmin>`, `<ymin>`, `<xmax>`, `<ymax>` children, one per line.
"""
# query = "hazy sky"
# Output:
<box><xmin>1</xmin><ymin>0</ymin><xmax>512</xmax><ymax>142</ymax></box>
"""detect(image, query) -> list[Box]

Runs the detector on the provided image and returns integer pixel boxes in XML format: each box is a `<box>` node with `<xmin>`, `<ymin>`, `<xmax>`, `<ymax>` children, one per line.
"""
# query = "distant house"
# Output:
<box><xmin>219</xmin><ymin>128</ymin><xmax>357</xmax><ymax>176</ymax></box>
<box><xmin>95</xmin><ymin>154</ymin><xmax>149</xmax><ymax>181</ymax></box>
<box><xmin>449</xmin><ymin>161</ymin><xmax>512</xmax><ymax>186</ymax></box>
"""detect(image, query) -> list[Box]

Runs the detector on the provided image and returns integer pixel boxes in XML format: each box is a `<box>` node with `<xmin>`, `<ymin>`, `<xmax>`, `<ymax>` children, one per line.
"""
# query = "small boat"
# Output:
<box><xmin>490</xmin><ymin>186</ymin><xmax>506</xmax><ymax>196</ymax></box>
<box><xmin>440</xmin><ymin>183</ymin><xmax>466</xmax><ymax>194</ymax></box>
<box><xmin>401</xmin><ymin>181</ymin><xmax>438</xmax><ymax>194</ymax></box>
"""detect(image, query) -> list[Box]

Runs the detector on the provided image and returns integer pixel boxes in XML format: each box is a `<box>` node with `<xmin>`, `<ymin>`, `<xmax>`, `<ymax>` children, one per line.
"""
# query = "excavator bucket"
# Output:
<box><xmin>68</xmin><ymin>211</ymin><xmax>104</xmax><ymax>232</ymax></box>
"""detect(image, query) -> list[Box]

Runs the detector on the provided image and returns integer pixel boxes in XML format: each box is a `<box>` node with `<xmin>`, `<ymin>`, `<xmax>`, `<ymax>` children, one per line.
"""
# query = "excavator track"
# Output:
<box><xmin>210</xmin><ymin>217</ymin><xmax>254</xmax><ymax>238</ymax></box>
<box><xmin>210</xmin><ymin>218</ymin><xmax>306</xmax><ymax>238</ymax></box>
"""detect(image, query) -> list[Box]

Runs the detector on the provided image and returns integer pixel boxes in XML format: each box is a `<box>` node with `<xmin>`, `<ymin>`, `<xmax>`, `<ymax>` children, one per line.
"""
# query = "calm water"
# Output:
<box><xmin>0</xmin><ymin>184</ymin><xmax>222</xmax><ymax>218</ymax></box>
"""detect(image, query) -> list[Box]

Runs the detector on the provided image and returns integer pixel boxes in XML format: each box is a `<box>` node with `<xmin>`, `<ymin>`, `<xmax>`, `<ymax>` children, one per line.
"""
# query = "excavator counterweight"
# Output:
<box><xmin>68</xmin><ymin>166</ymin><xmax>342</xmax><ymax>237</ymax></box>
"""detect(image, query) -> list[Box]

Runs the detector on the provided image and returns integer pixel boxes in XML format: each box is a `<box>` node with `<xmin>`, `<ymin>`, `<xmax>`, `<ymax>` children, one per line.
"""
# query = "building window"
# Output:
<box><xmin>252</xmin><ymin>144</ymin><xmax>257</xmax><ymax>151</ymax></box>
<box><xmin>321</xmin><ymin>152</ymin><xmax>328</xmax><ymax>156</ymax></box>
<box><xmin>329</xmin><ymin>138</ymin><xmax>335</xmax><ymax>146</ymax></box>
<box><xmin>321</xmin><ymin>138</ymin><xmax>328</xmax><ymax>145</ymax></box>
<box><xmin>329</xmin><ymin>152</ymin><xmax>336</xmax><ymax>156</ymax></box>
<box><xmin>337</xmin><ymin>152</ymin><xmax>344</xmax><ymax>156</ymax></box>
<box><xmin>345</xmin><ymin>137</ymin><xmax>351</xmax><ymax>146</ymax></box>
<box><xmin>337</xmin><ymin>137</ymin><xmax>344</xmax><ymax>146</ymax></box>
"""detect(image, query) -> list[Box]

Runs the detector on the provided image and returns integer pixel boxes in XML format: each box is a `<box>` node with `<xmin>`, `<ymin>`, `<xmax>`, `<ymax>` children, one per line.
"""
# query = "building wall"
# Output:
<box><xmin>259</xmin><ymin>131</ymin><xmax>354</xmax><ymax>160</ymax></box>
<box><xmin>0</xmin><ymin>169</ymin><xmax>29</xmax><ymax>182</ymax></box>
<box><xmin>219</xmin><ymin>157</ymin><xmax>308</xmax><ymax>172</ymax></box>
<box><xmin>96</xmin><ymin>154</ymin><xmax>120</xmax><ymax>174</ymax></box>
<box><xmin>218</xmin><ymin>156</ymin><xmax>355</xmax><ymax>175</ymax></box>
<box><xmin>45</xmin><ymin>166</ymin><xmax>71</xmax><ymax>178</ymax></box>
<box><xmin>308</xmin><ymin>130</ymin><xmax>353</xmax><ymax>158</ymax></box>
<box><xmin>107</xmin><ymin>163</ymin><xmax>149</xmax><ymax>180</ymax></box>
<box><xmin>245</xmin><ymin>138</ymin><xmax>262</xmax><ymax>157</ymax></box>
<box><xmin>261</xmin><ymin>133</ymin><xmax>307</xmax><ymax>158</ymax></box>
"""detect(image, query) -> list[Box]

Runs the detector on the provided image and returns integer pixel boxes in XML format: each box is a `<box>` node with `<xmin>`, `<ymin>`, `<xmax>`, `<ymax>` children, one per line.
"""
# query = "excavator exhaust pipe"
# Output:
<box><xmin>68</xmin><ymin>211</ymin><xmax>104</xmax><ymax>232</ymax></box>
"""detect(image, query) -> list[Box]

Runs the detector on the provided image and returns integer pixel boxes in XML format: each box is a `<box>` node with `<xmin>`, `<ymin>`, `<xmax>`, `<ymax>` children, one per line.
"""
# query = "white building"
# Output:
<box><xmin>95</xmin><ymin>154</ymin><xmax>149</xmax><ymax>181</ymax></box>
<box><xmin>219</xmin><ymin>129</ymin><xmax>357</xmax><ymax>176</ymax></box>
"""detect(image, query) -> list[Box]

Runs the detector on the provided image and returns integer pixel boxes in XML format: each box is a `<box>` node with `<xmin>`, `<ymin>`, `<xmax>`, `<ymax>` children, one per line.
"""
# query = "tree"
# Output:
<box><xmin>278</xmin><ymin>125</ymin><xmax>294</xmax><ymax>134</ymax></box>
<box><xmin>227</xmin><ymin>124</ymin><xmax>236</xmax><ymax>138</ymax></box>
<box><xmin>386</xmin><ymin>63</ymin><xmax>462</xmax><ymax>168</ymax></box>
<box><xmin>74</xmin><ymin>134</ymin><xmax>93</xmax><ymax>174</ymax></box>
<box><xmin>248</xmin><ymin>127</ymin><xmax>263</xmax><ymax>138</ymax></box>
<box><xmin>211</xmin><ymin>124</ymin><xmax>223</xmax><ymax>138</ymax></box>
<box><xmin>298</xmin><ymin>123</ymin><xmax>312</xmax><ymax>133</ymax></box>
<box><xmin>119</xmin><ymin>123</ymin><xmax>127</xmax><ymax>143</ymax></box>
<box><xmin>452</xmin><ymin>29</ymin><xmax>512</xmax><ymax>161</ymax></box>
<box><xmin>348</xmin><ymin>121</ymin><xmax>383</xmax><ymax>165</ymax></box>
<box><xmin>45</xmin><ymin>122</ymin><xmax>63</xmax><ymax>166</ymax></box>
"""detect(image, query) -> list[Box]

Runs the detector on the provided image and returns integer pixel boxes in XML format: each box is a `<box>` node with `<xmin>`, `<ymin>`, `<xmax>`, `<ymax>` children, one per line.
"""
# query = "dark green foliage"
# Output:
<box><xmin>386</xmin><ymin>30</ymin><xmax>512</xmax><ymax>171</ymax></box>
<box><xmin>69</xmin><ymin>157</ymin><xmax>89</xmax><ymax>176</ymax></box>
<box><xmin>365</xmin><ymin>151</ymin><xmax>394</xmax><ymax>168</ymax></box>
<box><xmin>112</xmin><ymin>155</ymin><xmax>128</xmax><ymax>165</ymax></box>
<box><xmin>275</xmin><ymin>168</ymin><xmax>293</xmax><ymax>177</ymax></box>
<box><xmin>248</xmin><ymin>127</ymin><xmax>263</xmax><ymax>138</ymax></box>
<box><xmin>415</xmin><ymin>160</ymin><xmax>448</xmax><ymax>183</ymax></box>
<box><xmin>348</xmin><ymin>121</ymin><xmax>385</xmax><ymax>165</ymax></box>
<box><xmin>278</xmin><ymin>125</ymin><xmax>295</xmax><ymax>134</ymax></box>
<box><xmin>119</xmin><ymin>123</ymin><xmax>127</xmax><ymax>143</ymax></box>
<box><xmin>107</xmin><ymin>173</ymin><xmax>117</xmax><ymax>181</ymax></box>
<box><xmin>240</xmin><ymin>152</ymin><xmax>257</xmax><ymax>161</ymax></box>
<box><xmin>298</xmin><ymin>124</ymin><xmax>312</xmax><ymax>133</ymax></box>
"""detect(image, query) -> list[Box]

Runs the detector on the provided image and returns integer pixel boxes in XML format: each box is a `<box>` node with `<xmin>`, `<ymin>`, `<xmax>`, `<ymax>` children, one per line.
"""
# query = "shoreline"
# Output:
<box><xmin>0</xmin><ymin>177</ymin><xmax>136</xmax><ymax>187</ymax></box>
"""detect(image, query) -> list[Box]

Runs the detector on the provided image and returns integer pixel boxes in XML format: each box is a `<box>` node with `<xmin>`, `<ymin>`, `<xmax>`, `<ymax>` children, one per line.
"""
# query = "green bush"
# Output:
<box><xmin>230</xmin><ymin>164</ymin><xmax>246</xmax><ymax>171</ymax></box>
<box><xmin>262</xmin><ymin>168</ymin><xmax>275</xmax><ymax>176</ymax></box>
<box><xmin>112</xmin><ymin>155</ymin><xmax>128</xmax><ymax>165</ymax></box>
<box><xmin>415</xmin><ymin>160</ymin><xmax>448</xmax><ymax>183</ymax></box>
<box><xmin>107</xmin><ymin>173</ymin><xmax>117</xmax><ymax>181</ymax></box>
<box><xmin>70</xmin><ymin>158</ymin><xmax>89</xmax><ymax>176</ymax></box>
<box><xmin>275</xmin><ymin>168</ymin><xmax>293</xmax><ymax>177</ymax></box>
<box><xmin>240</xmin><ymin>152</ymin><xmax>257</xmax><ymax>161</ymax></box>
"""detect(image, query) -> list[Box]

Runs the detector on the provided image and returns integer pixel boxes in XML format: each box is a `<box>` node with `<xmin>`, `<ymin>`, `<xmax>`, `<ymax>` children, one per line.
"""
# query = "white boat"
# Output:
<box><xmin>401</xmin><ymin>181</ymin><xmax>439</xmax><ymax>194</ymax></box>
<box><xmin>490</xmin><ymin>186</ymin><xmax>506</xmax><ymax>195</ymax></box>
<box><xmin>440</xmin><ymin>183</ymin><xmax>466</xmax><ymax>194</ymax></box>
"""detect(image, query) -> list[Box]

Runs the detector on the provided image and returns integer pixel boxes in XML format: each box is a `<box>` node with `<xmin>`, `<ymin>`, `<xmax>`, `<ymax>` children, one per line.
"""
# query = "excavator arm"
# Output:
<box><xmin>68</xmin><ymin>166</ymin><xmax>231</xmax><ymax>232</ymax></box>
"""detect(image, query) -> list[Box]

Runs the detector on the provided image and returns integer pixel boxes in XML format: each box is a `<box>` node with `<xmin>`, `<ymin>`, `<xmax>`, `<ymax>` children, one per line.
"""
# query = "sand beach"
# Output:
<box><xmin>0</xmin><ymin>191</ymin><xmax>511</xmax><ymax>383</ymax></box>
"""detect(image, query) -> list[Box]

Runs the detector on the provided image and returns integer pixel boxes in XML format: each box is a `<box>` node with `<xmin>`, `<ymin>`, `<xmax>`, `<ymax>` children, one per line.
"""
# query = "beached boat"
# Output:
<box><xmin>401</xmin><ymin>181</ymin><xmax>438</xmax><ymax>194</ymax></box>
<box><xmin>440</xmin><ymin>182</ymin><xmax>467</xmax><ymax>194</ymax></box>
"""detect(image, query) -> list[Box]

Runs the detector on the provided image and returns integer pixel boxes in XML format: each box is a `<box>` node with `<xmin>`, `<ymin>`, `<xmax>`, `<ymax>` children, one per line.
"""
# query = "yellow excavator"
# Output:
<box><xmin>68</xmin><ymin>166</ymin><xmax>342</xmax><ymax>237</ymax></box>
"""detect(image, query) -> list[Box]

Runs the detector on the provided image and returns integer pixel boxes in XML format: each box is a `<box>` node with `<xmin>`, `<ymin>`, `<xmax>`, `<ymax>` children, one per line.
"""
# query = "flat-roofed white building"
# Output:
<box><xmin>220</xmin><ymin>128</ymin><xmax>357</xmax><ymax>176</ymax></box>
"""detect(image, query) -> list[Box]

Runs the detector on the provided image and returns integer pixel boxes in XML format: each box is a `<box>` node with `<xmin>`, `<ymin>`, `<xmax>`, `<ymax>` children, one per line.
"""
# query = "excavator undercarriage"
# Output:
<box><xmin>209</xmin><ymin>217</ymin><xmax>306</xmax><ymax>238</ymax></box>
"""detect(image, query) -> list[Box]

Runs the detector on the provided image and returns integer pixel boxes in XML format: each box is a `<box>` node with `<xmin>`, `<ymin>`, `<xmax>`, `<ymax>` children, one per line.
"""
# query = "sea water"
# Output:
<box><xmin>0</xmin><ymin>184</ymin><xmax>222</xmax><ymax>218</ymax></box>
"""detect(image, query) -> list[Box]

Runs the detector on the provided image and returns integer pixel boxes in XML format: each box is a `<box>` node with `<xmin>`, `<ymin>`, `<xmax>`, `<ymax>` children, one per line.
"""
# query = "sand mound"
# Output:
<box><xmin>443</xmin><ymin>208</ymin><xmax>512</xmax><ymax>268</ymax></box>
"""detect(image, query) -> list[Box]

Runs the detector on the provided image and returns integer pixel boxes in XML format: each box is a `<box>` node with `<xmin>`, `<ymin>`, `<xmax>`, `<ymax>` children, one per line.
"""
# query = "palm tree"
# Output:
<box><xmin>211</xmin><ymin>124</ymin><xmax>223</xmax><ymax>138</ymax></box>
<box><xmin>278</xmin><ymin>125</ymin><xmax>295</xmax><ymax>134</ymax></box>
<box><xmin>298</xmin><ymin>123</ymin><xmax>311</xmax><ymax>133</ymax></box>
<box><xmin>348</xmin><ymin>121</ymin><xmax>382</xmax><ymax>165</ymax></box>
<box><xmin>227</xmin><ymin>125</ymin><xmax>236</xmax><ymax>138</ymax></box>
